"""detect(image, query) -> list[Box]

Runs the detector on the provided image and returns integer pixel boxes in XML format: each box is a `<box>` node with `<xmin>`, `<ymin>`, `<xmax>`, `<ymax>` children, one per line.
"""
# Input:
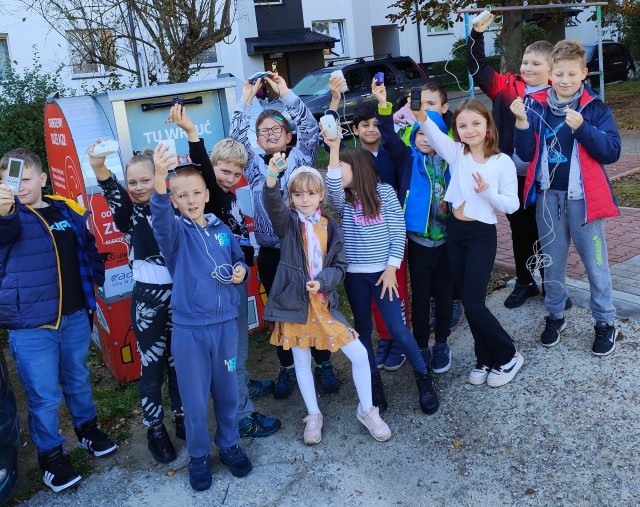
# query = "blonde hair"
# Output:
<box><xmin>125</xmin><ymin>149</ymin><xmax>154</xmax><ymax>178</ymax></box>
<box><xmin>210</xmin><ymin>138</ymin><xmax>247</xmax><ymax>168</ymax></box>
<box><xmin>0</xmin><ymin>148</ymin><xmax>43</xmax><ymax>175</ymax></box>
<box><xmin>524</xmin><ymin>40</ymin><xmax>554</xmax><ymax>67</ymax></box>
<box><xmin>551</xmin><ymin>39</ymin><xmax>587</xmax><ymax>68</ymax></box>
<box><xmin>169</xmin><ymin>167</ymin><xmax>206</xmax><ymax>192</ymax></box>
<box><xmin>287</xmin><ymin>166</ymin><xmax>325</xmax><ymax>208</ymax></box>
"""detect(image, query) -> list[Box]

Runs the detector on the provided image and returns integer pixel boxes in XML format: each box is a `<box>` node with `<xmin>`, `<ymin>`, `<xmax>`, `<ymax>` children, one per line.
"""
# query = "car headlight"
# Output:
<box><xmin>0</xmin><ymin>468</ymin><xmax>7</xmax><ymax>483</ymax></box>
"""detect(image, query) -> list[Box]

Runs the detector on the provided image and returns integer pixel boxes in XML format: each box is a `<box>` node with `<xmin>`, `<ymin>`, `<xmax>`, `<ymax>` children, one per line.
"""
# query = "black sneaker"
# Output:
<box><xmin>74</xmin><ymin>417</ymin><xmax>117</xmax><ymax>457</ymax></box>
<box><xmin>371</xmin><ymin>369</ymin><xmax>388</xmax><ymax>413</ymax></box>
<box><xmin>504</xmin><ymin>280</ymin><xmax>540</xmax><ymax>309</ymax></box>
<box><xmin>175</xmin><ymin>413</ymin><xmax>186</xmax><ymax>440</ymax></box>
<box><xmin>273</xmin><ymin>365</ymin><xmax>296</xmax><ymax>399</ymax></box>
<box><xmin>415</xmin><ymin>371</ymin><xmax>439</xmax><ymax>415</ymax></box>
<box><xmin>188</xmin><ymin>454</ymin><xmax>212</xmax><ymax>491</ymax></box>
<box><xmin>219</xmin><ymin>445</ymin><xmax>253</xmax><ymax>478</ymax></box>
<box><xmin>147</xmin><ymin>424</ymin><xmax>176</xmax><ymax>463</ymax></box>
<box><xmin>540</xmin><ymin>316</ymin><xmax>566</xmax><ymax>347</ymax></box>
<box><xmin>38</xmin><ymin>446</ymin><xmax>81</xmax><ymax>493</ymax></box>
<box><xmin>238</xmin><ymin>411</ymin><xmax>282</xmax><ymax>438</ymax></box>
<box><xmin>314</xmin><ymin>360</ymin><xmax>340</xmax><ymax>394</ymax></box>
<box><xmin>592</xmin><ymin>322</ymin><xmax>617</xmax><ymax>356</ymax></box>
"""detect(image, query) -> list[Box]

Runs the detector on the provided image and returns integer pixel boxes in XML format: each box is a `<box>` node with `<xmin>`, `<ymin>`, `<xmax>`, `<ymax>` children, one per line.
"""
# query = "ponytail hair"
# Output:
<box><xmin>125</xmin><ymin>149</ymin><xmax>155</xmax><ymax>178</ymax></box>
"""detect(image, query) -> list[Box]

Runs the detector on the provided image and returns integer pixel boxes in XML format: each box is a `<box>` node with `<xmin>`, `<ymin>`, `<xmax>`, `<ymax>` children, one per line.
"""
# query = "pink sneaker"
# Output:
<box><xmin>357</xmin><ymin>405</ymin><xmax>391</xmax><ymax>442</ymax></box>
<box><xmin>303</xmin><ymin>413</ymin><xmax>323</xmax><ymax>445</ymax></box>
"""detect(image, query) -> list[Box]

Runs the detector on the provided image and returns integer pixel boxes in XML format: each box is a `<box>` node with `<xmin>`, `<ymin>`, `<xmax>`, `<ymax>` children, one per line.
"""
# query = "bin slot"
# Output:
<box><xmin>140</xmin><ymin>96</ymin><xmax>203</xmax><ymax>111</ymax></box>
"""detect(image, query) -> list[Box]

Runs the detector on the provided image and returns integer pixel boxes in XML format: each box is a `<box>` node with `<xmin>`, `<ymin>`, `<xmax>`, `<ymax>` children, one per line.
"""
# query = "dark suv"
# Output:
<box><xmin>268</xmin><ymin>56</ymin><xmax>427</xmax><ymax>129</ymax></box>
<box><xmin>585</xmin><ymin>41</ymin><xmax>636</xmax><ymax>85</ymax></box>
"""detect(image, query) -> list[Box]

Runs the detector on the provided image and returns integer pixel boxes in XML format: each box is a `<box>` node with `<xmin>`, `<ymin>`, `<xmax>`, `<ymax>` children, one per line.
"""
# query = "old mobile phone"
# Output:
<box><xmin>410</xmin><ymin>87</ymin><xmax>422</xmax><ymax>111</ymax></box>
<box><xmin>375</xmin><ymin>72</ymin><xmax>384</xmax><ymax>85</ymax></box>
<box><xmin>274</xmin><ymin>157</ymin><xmax>288</xmax><ymax>172</ymax></box>
<box><xmin>5</xmin><ymin>158</ymin><xmax>24</xmax><ymax>193</ymax></box>
<box><xmin>172</xmin><ymin>96</ymin><xmax>184</xmax><ymax>106</ymax></box>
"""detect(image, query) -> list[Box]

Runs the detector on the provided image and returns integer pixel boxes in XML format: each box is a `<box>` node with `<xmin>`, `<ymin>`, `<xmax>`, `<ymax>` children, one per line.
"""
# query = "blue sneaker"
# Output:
<box><xmin>248</xmin><ymin>379</ymin><xmax>275</xmax><ymax>398</ymax></box>
<box><xmin>450</xmin><ymin>300</ymin><xmax>464</xmax><ymax>330</ymax></box>
<box><xmin>431</xmin><ymin>343</ymin><xmax>452</xmax><ymax>374</ymax></box>
<box><xmin>274</xmin><ymin>365</ymin><xmax>296</xmax><ymax>399</ymax></box>
<box><xmin>188</xmin><ymin>454</ymin><xmax>212</xmax><ymax>491</ymax></box>
<box><xmin>239</xmin><ymin>411</ymin><xmax>282</xmax><ymax>438</ymax></box>
<box><xmin>219</xmin><ymin>445</ymin><xmax>253</xmax><ymax>478</ymax></box>
<box><xmin>314</xmin><ymin>361</ymin><xmax>340</xmax><ymax>394</ymax></box>
<box><xmin>383</xmin><ymin>340</ymin><xmax>406</xmax><ymax>371</ymax></box>
<box><xmin>374</xmin><ymin>339</ymin><xmax>392</xmax><ymax>369</ymax></box>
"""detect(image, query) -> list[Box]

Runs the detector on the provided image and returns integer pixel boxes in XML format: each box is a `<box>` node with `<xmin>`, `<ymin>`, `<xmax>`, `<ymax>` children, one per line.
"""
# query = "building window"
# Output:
<box><xmin>67</xmin><ymin>29</ymin><xmax>115</xmax><ymax>76</ymax></box>
<box><xmin>0</xmin><ymin>35</ymin><xmax>10</xmax><ymax>80</ymax></box>
<box><xmin>425</xmin><ymin>24</ymin><xmax>449</xmax><ymax>34</ymax></box>
<box><xmin>192</xmin><ymin>46</ymin><xmax>218</xmax><ymax>66</ymax></box>
<box><xmin>312</xmin><ymin>20</ymin><xmax>347</xmax><ymax>58</ymax></box>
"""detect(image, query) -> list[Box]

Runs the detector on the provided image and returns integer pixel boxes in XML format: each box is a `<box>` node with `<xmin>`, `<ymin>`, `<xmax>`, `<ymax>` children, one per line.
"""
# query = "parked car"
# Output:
<box><xmin>585</xmin><ymin>41</ymin><xmax>636</xmax><ymax>85</ymax></box>
<box><xmin>0</xmin><ymin>346</ymin><xmax>20</xmax><ymax>503</ymax></box>
<box><xmin>266</xmin><ymin>55</ymin><xmax>427</xmax><ymax>133</ymax></box>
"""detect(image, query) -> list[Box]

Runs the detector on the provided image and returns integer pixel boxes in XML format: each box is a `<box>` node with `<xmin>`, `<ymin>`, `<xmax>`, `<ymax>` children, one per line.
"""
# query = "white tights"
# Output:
<box><xmin>291</xmin><ymin>339</ymin><xmax>372</xmax><ymax>415</ymax></box>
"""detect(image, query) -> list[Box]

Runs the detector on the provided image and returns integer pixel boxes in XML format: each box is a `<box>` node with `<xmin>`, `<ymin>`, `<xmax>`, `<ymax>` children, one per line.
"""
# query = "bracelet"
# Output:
<box><xmin>266</xmin><ymin>171</ymin><xmax>279</xmax><ymax>178</ymax></box>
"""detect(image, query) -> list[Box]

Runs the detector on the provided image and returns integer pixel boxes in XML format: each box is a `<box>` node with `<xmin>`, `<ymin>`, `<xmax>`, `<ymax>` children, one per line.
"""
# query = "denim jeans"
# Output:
<box><xmin>9</xmin><ymin>309</ymin><xmax>97</xmax><ymax>454</ymax></box>
<box><xmin>344</xmin><ymin>271</ymin><xmax>427</xmax><ymax>374</ymax></box>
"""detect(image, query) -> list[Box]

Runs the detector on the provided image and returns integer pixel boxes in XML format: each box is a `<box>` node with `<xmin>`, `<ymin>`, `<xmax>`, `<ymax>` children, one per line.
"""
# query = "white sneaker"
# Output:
<box><xmin>468</xmin><ymin>365</ymin><xmax>490</xmax><ymax>385</ymax></box>
<box><xmin>357</xmin><ymin>405</ymin><xmax>391</xmax><ymax>442</ymax></box>
<box><xmin>487</xmin><ymin>351</ymin><xmax>524</xmax><ymax>388</ymax></box>
<box><xmin>303</xmin><ymin>413</ymin><xmax>323</xmax><ymax>445</ymax></box>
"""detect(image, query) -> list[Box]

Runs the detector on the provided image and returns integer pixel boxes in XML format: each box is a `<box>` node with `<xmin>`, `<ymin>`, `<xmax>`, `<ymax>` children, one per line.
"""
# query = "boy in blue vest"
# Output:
<box><xmin>0</xmin><ymin>149</ymin><xmax>116</xmax><ymax>493</ymax></box>
<box><xmin>372</xmin><ymin>82</ymin><xmax>455</xmax><ymax>376</ymax></box>
<box><xmin>149</xmin><ymin>145</ymin><xmax>252</xmax><ymax>491</ymax></box>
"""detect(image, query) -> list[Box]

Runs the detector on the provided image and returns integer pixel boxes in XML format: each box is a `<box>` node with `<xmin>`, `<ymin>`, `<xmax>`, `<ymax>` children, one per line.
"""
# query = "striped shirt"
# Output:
<box><xmin>326</xmin><ymin>169</ymin><xmax>406</xmax><ymax>273</ymax></box>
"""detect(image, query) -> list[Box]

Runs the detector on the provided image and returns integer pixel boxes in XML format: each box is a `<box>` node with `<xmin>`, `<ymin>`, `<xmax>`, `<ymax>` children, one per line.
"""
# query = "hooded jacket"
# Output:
<box><xmin>150</xmin><ymin>191</ymin><xmax>247</xmax><ymax>326</ymax></box>
<box><xmin>377</xmin><ymin>104</ymin><xmax>450</xmax><ymax>239</ymax></box>
<box><xmin>0</xmin><ymin>196</ymin><xmax>104</xmax><ymax>330</ymax></box>
<box><xmin>261</xmin><ymin>184</ymin><xmax>349</xmax><ymax>326</ymax></box>
<box><xmin>514</xmin><ymin>85</ymin><xmax>621</xmax><ymax>223</ymax></box>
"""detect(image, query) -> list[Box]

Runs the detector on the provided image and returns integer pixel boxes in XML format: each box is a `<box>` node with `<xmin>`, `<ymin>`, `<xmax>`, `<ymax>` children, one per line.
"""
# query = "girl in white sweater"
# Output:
<box><xmin>416</xmin><ymin>99</ymin><xmax>523</xmax><ymax>388</ymax></box>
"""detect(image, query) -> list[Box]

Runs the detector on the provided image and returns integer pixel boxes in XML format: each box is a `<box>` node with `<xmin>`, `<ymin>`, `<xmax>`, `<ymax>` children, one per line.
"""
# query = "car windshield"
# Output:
<box><xmin>292</xmin><ymin>70</ymin><xmax>333</xmax><ymax>97</ymax></box>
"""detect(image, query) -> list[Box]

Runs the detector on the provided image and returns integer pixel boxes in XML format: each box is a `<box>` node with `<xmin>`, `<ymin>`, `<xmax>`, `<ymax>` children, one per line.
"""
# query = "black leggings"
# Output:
<box><xmin>446</xmin><ymin>216</ymin><xmax>515</xmax><ymax>367</ymax></box>
<box><xmin>257</xmin><ymin>247</ymin><xmax>331</xmax><ymax>368</ymax></box>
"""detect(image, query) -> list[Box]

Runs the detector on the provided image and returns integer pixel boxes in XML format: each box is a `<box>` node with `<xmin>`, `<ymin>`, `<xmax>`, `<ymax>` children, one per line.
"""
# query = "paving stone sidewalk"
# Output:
<box><xmin>496</xmin><ymin>129</ymin><xmax>640</xmax><ymax>320</ymax></box>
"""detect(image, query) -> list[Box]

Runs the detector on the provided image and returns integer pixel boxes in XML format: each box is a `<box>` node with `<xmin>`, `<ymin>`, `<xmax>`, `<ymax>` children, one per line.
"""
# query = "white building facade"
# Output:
<box><xmin>0</xmin><ymin>0</ymin><xmax>610</xmax><ymax>93</ymax></box>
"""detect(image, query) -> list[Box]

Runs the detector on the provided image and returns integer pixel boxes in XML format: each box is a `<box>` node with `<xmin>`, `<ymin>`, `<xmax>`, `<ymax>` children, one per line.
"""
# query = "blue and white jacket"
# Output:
<box><xmin>230</xmin><ymin>91</ymin><xmax>319</xmax><ymax>249</ymax></box>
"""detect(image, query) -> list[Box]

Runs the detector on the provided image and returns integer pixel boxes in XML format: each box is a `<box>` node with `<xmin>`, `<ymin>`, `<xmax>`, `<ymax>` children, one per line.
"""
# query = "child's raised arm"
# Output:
<box><xmin>328</xmin><ymin>74</ymin><xmax>347</xmax><ymax>112</ymax></box>
<box><xmin>466</xmin><ymin>13</ymin><xmax>505</xmax><ymax>99</ymax></box>
<box><xmin>415</xmin><ymin>107</ymin><xmax>459</xmax><ymax>167</ymax></box>
<box><xmin>262</xmin><ymin>154</ymin><xmax>291</xmax><ymax>238</ymax></box>
<box><xmin>322</xmin><ymin>126</ymin><xmax>346</xmax><ymax>217</ymax></box>
<box><xmin>150</xmin><ymin>143</ymin><xmax>180</xmax><ymax>256</ymax></box>
<box><xmin>373</xmin><ymin>78</ymin><xmax>411</xmax><ymax>169</ymax></box>
<box><xmin>88</xmin><ymin>141</ymin><xmax>135</xmax><ymax>234</ymax></box>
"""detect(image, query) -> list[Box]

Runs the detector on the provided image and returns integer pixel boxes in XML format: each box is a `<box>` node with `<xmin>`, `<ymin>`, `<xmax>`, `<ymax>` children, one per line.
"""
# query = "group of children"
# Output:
<box><xmin>0</xmin><ymin>26</ymin><xmax>621</xmax><ymax>494</ymax></box>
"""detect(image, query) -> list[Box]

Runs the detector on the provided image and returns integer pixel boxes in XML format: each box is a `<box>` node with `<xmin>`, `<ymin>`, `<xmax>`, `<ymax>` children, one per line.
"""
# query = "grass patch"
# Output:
<box><xmin>605</xmin><ymin>78</ymin><xmax>640</xmax><ymax>130</ymax></box>
<box><xmin>612</xmin><ymin>172</ymin><xmax>640</xmax><ymax>208</ymax></box>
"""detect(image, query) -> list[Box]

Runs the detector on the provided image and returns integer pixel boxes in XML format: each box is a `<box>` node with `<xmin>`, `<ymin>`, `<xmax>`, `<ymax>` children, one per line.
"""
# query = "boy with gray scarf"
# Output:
<box><xmin>511</xmin><ymin>39</ymin><xmax>621</xmax><ymax>357</ymax></box>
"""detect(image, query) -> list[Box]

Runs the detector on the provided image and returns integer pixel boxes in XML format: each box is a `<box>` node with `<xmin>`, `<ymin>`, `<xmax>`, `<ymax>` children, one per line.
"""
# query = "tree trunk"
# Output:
<box><xmin>500</xmin><ymin>11</ymin><xmax>523</xmax><ymax>74</ymax></box>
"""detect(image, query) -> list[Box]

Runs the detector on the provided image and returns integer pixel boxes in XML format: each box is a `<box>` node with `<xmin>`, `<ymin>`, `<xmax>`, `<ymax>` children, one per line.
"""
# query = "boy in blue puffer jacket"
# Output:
<box><xmin>149</xmin><ymin>144</ymin><xmax>252</xmax><ymax>491</ymax></box>
<box><xmin>372</xmin><ymin>83</ymin><xmax>455</xmax><ymax>374</ymax></box>
<box><xmin>0</xmin><ymin>149</ymin><xmax>116</xmax><ymax>494</ymax></box>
